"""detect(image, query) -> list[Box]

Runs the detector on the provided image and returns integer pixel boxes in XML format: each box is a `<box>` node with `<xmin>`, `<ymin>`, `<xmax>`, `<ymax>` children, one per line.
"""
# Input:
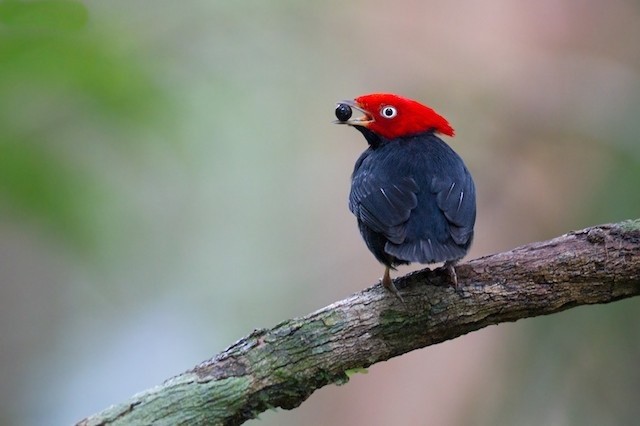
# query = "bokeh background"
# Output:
<box><xmin>1</xmin><ymin>1</ymin><xmax>639</xmax><ymax>425</ymax></box>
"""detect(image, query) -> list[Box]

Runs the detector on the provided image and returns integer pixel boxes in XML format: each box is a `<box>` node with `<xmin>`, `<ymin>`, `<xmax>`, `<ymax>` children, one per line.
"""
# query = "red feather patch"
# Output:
<box><xmin>354</xmin><ymin>93</ymin><xmax>454</xmax><ymax>140</ymax></box>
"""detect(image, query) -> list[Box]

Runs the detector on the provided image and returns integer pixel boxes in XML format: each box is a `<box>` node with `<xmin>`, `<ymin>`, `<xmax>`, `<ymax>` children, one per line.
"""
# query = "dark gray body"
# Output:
<box><xmin>349</xmin><ymin>127</ymin><xmax>476</xmax><ymax>268</ymax></box>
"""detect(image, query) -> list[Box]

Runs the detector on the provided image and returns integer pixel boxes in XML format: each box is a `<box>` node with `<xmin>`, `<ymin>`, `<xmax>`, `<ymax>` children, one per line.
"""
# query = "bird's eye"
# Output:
<box><xmin>381</xmin><ymin>106</ymin><xmax>397</xmax><ymax>118</ymax></box>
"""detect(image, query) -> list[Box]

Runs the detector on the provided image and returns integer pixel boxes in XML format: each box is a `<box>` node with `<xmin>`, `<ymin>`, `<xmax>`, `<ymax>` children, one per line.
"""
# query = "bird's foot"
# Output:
<box><xmin>442</xmin><ymin>260</ymin><xmax>459</xmax><ymax>289</ymax></box>
<box><xmin>381</xmin><ymin>266</ymin><xmax>405</xmax><ymax>304</ymax></box>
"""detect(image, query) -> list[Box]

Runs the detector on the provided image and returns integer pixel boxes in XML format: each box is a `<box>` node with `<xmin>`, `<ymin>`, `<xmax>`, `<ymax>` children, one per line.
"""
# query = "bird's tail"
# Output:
<box><xmin>384</xmin><ymin>238</ymin><xmax>468</xmax><ymax>264</ymax></box>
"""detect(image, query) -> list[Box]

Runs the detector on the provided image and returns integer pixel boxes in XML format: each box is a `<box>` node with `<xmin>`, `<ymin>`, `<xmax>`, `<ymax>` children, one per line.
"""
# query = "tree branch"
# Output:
<box><xmin>77</xmin><ymin>220</ymin><xmax>640</xmax><ymax>426</ymax></box>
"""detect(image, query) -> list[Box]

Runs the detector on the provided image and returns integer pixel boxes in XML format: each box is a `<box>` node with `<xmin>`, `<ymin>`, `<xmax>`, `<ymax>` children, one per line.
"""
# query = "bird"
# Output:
<box><xmin>334</xmin><ymin>93</ymin><xmax>476</xmax><ymax>301</ymax></box>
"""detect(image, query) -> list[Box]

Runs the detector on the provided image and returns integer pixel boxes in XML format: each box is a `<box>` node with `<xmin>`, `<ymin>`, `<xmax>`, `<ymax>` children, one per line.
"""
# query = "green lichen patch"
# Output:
<box><xmin>618</xmin><ymin>218</ymin><xmax>640</xmax><ymax>232</ymax></box>
<box><xmin>345</xmin><ymin>367</ymin><xmax>369</xmax><ymax>378</ymax></box>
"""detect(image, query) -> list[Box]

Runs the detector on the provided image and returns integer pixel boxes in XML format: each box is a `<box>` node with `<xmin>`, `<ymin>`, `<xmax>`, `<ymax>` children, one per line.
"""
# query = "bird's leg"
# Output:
<box><xmin>381</xmin><ymin>266</ymin><xmax>405</xmax><ymax>303</ymax></box>
<box><xmin>443</xmin><ymin>260</ymin><xmax>459</xmax><ymax>289</ymax></box>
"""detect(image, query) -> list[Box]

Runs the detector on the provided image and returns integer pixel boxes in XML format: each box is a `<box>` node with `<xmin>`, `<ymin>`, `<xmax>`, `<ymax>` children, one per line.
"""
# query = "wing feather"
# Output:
<box><xmin>350</xmin><ymin>175</ymin><xmax>419</xmax><ymax>244</ymax></box>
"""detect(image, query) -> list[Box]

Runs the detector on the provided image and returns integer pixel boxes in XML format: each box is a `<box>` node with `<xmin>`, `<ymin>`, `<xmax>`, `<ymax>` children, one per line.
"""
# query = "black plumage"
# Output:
<box><xmin>349</xmin><ymin>127</ymin><xmax>476</xmax><ymax>283</ymax></box>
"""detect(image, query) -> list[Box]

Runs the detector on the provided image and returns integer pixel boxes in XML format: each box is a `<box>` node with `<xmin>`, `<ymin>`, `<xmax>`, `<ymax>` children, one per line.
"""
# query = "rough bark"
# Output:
<box><xmin>77</xmin><ymin>220</ymin><xmax>640</xmax><ymax>426</ymax></box>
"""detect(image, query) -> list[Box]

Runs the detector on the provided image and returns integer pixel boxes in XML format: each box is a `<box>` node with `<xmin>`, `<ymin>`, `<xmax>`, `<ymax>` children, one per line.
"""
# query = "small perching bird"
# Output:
<box><xmin>334</xmin><ymin>93</ymin><xmax>476</xmax><ymax>301</ymax></box>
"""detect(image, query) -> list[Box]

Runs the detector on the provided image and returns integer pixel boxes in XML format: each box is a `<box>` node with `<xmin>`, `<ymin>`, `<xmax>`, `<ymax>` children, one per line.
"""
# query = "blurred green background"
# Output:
<box><xmin>1</xmin><ymin>1</ymin><xmax>639</xmax><ymax>425</ymax></box>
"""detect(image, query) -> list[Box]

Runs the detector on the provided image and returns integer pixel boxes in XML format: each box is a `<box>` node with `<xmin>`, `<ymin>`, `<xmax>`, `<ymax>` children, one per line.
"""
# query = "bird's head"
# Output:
<box><xmin>334</xmin><ymin>93</ymin><xmax>454</xmax><ymax>141</ymax></box>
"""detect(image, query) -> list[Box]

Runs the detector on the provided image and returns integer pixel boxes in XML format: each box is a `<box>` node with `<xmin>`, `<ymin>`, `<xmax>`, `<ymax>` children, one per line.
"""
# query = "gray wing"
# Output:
<box><xmin>349</xmin><ymin>175</ymin><xmax>419</xmax><ymax>244</ymax></box>
<box><xmin>430</xmin><ymin>167</ymin><xmax>476</xmax><ymax>245</ymax></box>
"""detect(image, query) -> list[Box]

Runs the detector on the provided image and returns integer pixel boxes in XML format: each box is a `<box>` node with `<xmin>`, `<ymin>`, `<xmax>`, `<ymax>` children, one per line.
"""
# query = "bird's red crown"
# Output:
<box><xmin>352</xmin><ymin>93</ymin><xmax>454</xmax><ymax>140</ymax></box>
